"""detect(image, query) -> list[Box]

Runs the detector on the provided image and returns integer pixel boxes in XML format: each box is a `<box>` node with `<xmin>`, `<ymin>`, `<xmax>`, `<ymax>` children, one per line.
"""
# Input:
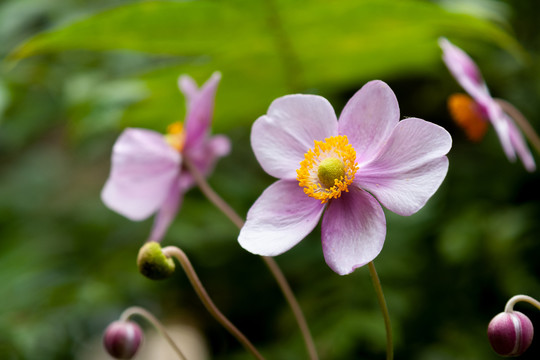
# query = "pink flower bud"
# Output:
<box><xmin>103</xmin><ymin>320</ymin><xmax>143</xmax><ymax>359</ymax></box>
<box><xmin>487</xmin><ymin>311</ymin><xmax>534</xmax><ymax>357</ymax></box>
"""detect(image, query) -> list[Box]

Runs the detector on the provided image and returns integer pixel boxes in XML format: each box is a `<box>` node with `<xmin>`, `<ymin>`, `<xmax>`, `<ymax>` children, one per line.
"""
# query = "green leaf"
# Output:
<box><xmin>8</xmin><ymin>0</ymin><xmax>523</xmax><ymax>130</ymax></box>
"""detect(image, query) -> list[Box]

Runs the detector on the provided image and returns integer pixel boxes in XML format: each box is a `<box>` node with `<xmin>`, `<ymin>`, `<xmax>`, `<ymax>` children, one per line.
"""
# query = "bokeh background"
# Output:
<box><xmin>1</xmin><ymin>0</ymin><xmax>540</xmax><ymax>359</ymax></box>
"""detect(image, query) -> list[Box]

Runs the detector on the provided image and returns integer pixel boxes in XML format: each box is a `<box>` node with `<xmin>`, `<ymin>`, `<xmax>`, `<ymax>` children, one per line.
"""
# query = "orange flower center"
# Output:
<box><xmin>448</xmin><ymin>93</ymin><xmax>489</xmax><ymax>142</ymax></box>
<box><xmin>296</xmin><ymin>135</ymin><xmax>358</xmax><ymax>203</ymax></box>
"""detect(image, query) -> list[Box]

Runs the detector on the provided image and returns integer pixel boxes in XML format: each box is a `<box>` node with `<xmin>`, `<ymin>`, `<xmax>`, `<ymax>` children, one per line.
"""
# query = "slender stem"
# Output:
<box><xmin>261</xmin><ymin>256</ymin><xmax>319</xmax><ymax>360</ymax></box>
<box><xmin>162</xmin><ymin>246</ymin><xmax>265</xmax><ymax>360</ymax></box>
<box><xmin>183</xmin><ymin>156</ymin><xmax>319</xmax><ymax>360</ymax></box>
<box><xmin>496</xmin><ymin>98</ymin><xmax>540</xmax><ymax>155</ymax></box>
<box><xmin>504</xmin><ymin>294</ymin><xmax>540</xmax><ymax>313</ymax></box>
<box><xmin>368</xmin><ymin>261</ymin><xmax>393</xmax><ymax>360</ymax></box>
<box><xmin>120</xmin><ymin>306</ymin><xmax>187</xmax><ymax>360</ymax></box>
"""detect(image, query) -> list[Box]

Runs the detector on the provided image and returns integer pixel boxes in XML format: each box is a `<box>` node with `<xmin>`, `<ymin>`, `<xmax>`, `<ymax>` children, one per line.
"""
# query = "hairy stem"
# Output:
<box><xmin>120</xmin><ymin>306</ymin><xmax>187</xmax><ymax>360</ymax></box>
<box><xmin>184</xmin><ymin>156</ymin><xmax>319</xmax><ymax>360</ymax></box>
<box><xmin>162</xmin><ymin>246</ymin><xmax>265</xmax><ymax>360</ymax></box>
<box><xmin>368</xmin><ymin>261</ymin><xmax>393</xmax><ymax>360</ymax></box>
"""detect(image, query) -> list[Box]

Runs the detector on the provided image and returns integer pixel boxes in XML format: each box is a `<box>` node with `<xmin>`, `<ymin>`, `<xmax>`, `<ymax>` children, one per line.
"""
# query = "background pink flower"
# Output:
<box><xmin>439</xmin><ymin>37</ymin><xmax>535</xmax><ymax>171</ymax></box>
<box><xmin>101</xmin><ymin>72</ymin><xmax>231</xmax><ymax>242</ymax></box>
<box><xmin>238</xmin><ymin>80</ymin><xmax>452</xmax><ymax>275</ymax></box>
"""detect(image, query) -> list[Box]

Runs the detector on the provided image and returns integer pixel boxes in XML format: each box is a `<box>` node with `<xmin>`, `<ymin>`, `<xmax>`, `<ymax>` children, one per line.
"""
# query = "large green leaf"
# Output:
<box><xmin>9</xmin><ymin>0</ymin><xmax>522</xmax><ymax>130</ymax></box>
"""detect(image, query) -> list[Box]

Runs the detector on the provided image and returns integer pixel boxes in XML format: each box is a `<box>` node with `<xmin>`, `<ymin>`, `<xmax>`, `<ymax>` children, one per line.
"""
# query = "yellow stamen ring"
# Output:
<box><xmin>164</xmin><ymin>121</ymin><xmax>186</xmax><ymax>151</ymax></box>
<box><xmin>296</xmin><ymin>135</ymin><xmax>359</xmax><ymax>203</ymax></box>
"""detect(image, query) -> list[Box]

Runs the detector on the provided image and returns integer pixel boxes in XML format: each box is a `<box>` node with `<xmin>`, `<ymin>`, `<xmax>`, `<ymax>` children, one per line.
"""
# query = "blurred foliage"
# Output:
<box><xmin>1</xmin><ymin>0</ymin><xmax>540</xmax><ymax>359</ymax></box>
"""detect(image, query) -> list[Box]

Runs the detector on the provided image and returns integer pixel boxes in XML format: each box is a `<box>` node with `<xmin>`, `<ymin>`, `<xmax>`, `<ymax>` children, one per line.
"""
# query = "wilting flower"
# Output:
<box><xmin>439</xmin><ymin>37</ymin><xmax>535</xmax><ymax>171</ymax></box>
<box><xmin>238</xmin><ymin>81</ymin><xmax>451</xmax><ymax>275</ymax></box>
<box><xmin>102</xmin><ymin>72</ymin><xmax>230</xmax><ymax>242</ymax></box>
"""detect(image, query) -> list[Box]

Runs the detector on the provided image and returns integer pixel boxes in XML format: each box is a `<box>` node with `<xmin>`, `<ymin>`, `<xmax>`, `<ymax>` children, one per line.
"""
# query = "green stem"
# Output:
<box><xmin>162</xmin><ymin>246</ymin><xmax>265</xmax><ymax>360</ymax></box>
<box><xmin>368</xmin><ymin>261</ymin><xmax>393</xmax><ymax>360</ymax></box>
<box><xmin>184</xmin><ymin>156</ymin><xmax>319</xmax><ymax>360</ymax></box>
<box><xmin>120</xmin><ymin>306</ymin><xmax>187</xmax><ymax>360</ymax></box>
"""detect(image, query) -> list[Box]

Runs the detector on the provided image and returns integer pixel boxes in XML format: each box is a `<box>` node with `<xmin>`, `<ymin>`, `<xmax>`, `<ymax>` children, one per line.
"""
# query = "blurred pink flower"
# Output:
<box><xmin>439</xmin><ymin>37</ymin><xmax>535</xmax><ymax>171</ymax></box>
<box><xmin>102</xmin><ymin>72</ymin><xmax>230</xmax><ymax>242</ymax></box>
<box><xmin>238</xmin><ymin>80</ymin><xmax>451</xmax><ymax>275</ymax></box>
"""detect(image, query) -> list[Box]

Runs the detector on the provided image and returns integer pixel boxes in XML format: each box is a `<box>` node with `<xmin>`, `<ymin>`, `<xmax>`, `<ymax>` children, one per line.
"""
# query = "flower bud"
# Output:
<box><xmin>487</xmin><ymin>311</ymin><xmax>534</xmax><ymax>357</ymax></box>
<box><xmin>137</xmin><ymin>241</ymin><xmax>175</xmax><ymax>280</ymax></box>
<box><xmin>103</xmin><ymin>320</ymin><xmax>143</xmax><ymax>359</ymax></box>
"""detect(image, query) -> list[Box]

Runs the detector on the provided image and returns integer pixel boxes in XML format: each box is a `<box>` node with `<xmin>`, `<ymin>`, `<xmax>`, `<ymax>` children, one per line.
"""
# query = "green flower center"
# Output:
<box><xmin>317</xmin><ymin>157</ymin><xmax>345</xmax><ymax>188</ymax></box>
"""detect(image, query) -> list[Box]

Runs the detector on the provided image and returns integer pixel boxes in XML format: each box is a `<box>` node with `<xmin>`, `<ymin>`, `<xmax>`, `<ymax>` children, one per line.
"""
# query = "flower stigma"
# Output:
<box><xmin>164</xmin><ymin>121</ymin><xmax>186</xmax><ymax>151</ymax></box>
<box><xmin>296</xmin><ymin>135</ymin><xmax>358</xmax><ymax>203</ymax></box>
<box><xmin>447</xmin><ymin>93</ymin><xmax>488</xmax><ymax>142</ymax></box>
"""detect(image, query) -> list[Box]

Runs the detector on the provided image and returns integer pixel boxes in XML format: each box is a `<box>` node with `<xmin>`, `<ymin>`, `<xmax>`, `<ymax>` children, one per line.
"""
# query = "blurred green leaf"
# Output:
<box><xmin>8</xmin><ymin>0</ymin><xmax>522</xmax><ymax>130</ymax></box>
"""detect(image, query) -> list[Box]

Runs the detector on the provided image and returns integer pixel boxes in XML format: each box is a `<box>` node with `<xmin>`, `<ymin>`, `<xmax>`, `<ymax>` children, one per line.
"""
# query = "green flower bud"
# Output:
<box><xmin>137</xmin><ymin>241</ymin><xmax>175</xmax><ymax>280</ymax></box>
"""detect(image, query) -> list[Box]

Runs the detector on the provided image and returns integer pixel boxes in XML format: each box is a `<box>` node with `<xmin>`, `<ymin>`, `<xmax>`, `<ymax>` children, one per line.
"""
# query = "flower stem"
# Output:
<box><xmin>496</xmin><ymin>98</ymin><xmax>540</xmax><ymax>155</ymax></box>
<box><xmin>504</xmin><ymin>294</ymin><xmax>540</xmax><ymax>313</ymax></box>
<box><xmin>261</xmin><ymin>256</ymin><xmax>319</xmax><ymax>360</ymax></box>
<box><xmin>162</xmin><ymin>246</ymin><xmax>265</xmax><ymax>360</ymax></box>
<box><xmin>120</xmin><ymin>306</ymin><xmax>187</xmax><ymax>360</ymax></box>
<box><xmin>183</xmin><ymin>156</ymin><xmax>319</xmax><ymax>360</ymax></box>
<box><xmin>368</xmin><ymin>261</ymin><xmax>393</xmax><ymax>360</ymax></box>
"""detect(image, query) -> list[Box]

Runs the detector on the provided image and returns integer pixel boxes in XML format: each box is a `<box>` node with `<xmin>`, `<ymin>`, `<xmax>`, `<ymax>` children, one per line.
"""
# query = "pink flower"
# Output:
<box><xmin>439</xmin><ymin>37</ymin><xmax>535</xmax><ymax>171</ymax></box>
<box><xmin>238</xmin><ymin>81</ymin><xmax>452</xmax><ymax>275</ymax></box>
<box><xmin>101</xmin><ymin>72</ymin><xmax>230</xmax><ymax>242</ymax></box>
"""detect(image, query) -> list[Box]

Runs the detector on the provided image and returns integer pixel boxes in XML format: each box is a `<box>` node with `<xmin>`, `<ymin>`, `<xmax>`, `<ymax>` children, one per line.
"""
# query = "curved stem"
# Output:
<box><xmin>496</xmin><ymin>98</ymin><xmax>540</xmax><ymax>155</ymax></box>
<box><xmin>183</xmin><ymin>156</ymin><xmax>319</xmax><ymax>360</ymax></box>
<box><xmin>120</xmin><ymin>306</ymin><xmax>187</xmax><ymax>360</ymax></box>
<box><xmin>162</xmin><ymin>246</ymin><xmax>265</xmax><ymax>360</ymax></box>
<box><xmin>504</xmin><ymin>294</ymin><xmax>540</xmax><ymax>313</ymax></box>
<box><xmin>368</xmin><ymin>261</ymin><xmax>393</xmax><ymax>360</ymax></box>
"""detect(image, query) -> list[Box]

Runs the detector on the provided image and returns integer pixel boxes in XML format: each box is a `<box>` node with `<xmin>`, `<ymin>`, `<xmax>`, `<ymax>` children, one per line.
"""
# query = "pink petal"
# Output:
<box><xmin>439</xmin><ymin>38</ymin><xmax>516</xmax><ymax>161</ymax></box>
<box><xmin>182</xmin><ymin>72</ymin><xmax>222</xmax><ymax>150</ymax></box>
<box><xmin>178</xmin><ymin>75</ymin><xmax>199</xmax><ymax>105</ymax></box>
<box><xmin>148</xmin><ymin>180</ymin><xmax>184</xmax><ymax>242</ymax></box>
<box><xmin>439</xmin><ymin>38</ymin><xmax>489</xmax><ymax>98</ymax></box>
<box><xmin>238</xmin><ymin>180</ymin><xmax>325</xmax><ymax>256</ymax></box>
<box><xmin>206</xmin><ymin>134</ymin><xmax>232</xmax><ymax>158</ymax></box>
<box><xmin>507</xmin><ymin>117</ymin><xmax>536</xmax><ymax>171</ymax></box>
<box><xmin>251</xmin><ymin>94</ymin><xmax>338</xmax><ymax>179</ymax></box>
<box><xmin>483</xmin><ymin>99</ymin><xmax>517</xmax><ymax>161</ymax></box>
<box><xmin>180</xmin><ymin>134</ymin><xmax>232</xmax><ymax>189</ymax></box>
<box><xmin>101</xmin><ymin>128</ymin><xmax>181</xmax><ymax>221</ymax></box>
<box><xmin>338</xmin><ymin>80</ymin><xmax>400</xmax><ymax>164</ymax></box>
<box><xmin>321</xmin><ymin>187</ymin><xmax>386</xmax><ymax>275</ymax></box>
<box><xmin>357</xmin><ymin>118</ymin><xmax>451</xmax><ymax>216</ymax></box>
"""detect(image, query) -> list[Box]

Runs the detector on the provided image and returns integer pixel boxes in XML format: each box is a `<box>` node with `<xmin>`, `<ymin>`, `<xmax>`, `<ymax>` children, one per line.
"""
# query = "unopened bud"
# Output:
<box><xmin>103</xmin><ymin>320</ymin><xmax>143</xmax><ymax>359</ymax></box>
<box><xmin>487</xmin><ymin>311</ymin><xmax>534</xmax><ymax>357</ymax></box>
<box><xmin>137</xmin><ymin>241</ymin><xmax>175</xmax><ymax>280</ymax></box>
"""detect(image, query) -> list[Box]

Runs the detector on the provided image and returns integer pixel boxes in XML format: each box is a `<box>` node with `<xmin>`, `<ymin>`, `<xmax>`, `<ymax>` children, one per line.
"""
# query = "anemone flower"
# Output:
<box><xmin>238</xmin><ymin>80</ymin><xmax>452</xmax><ymax>275</ymax></box>
<box><xmin>439</xmin><ymin>37</ymin><xmax>536</xmax><ymax>172</ymax></box>
<box><xmin>102</xmin><ymin>72</ymin><xmax>230</xmax><ymax>242</ymax></box>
